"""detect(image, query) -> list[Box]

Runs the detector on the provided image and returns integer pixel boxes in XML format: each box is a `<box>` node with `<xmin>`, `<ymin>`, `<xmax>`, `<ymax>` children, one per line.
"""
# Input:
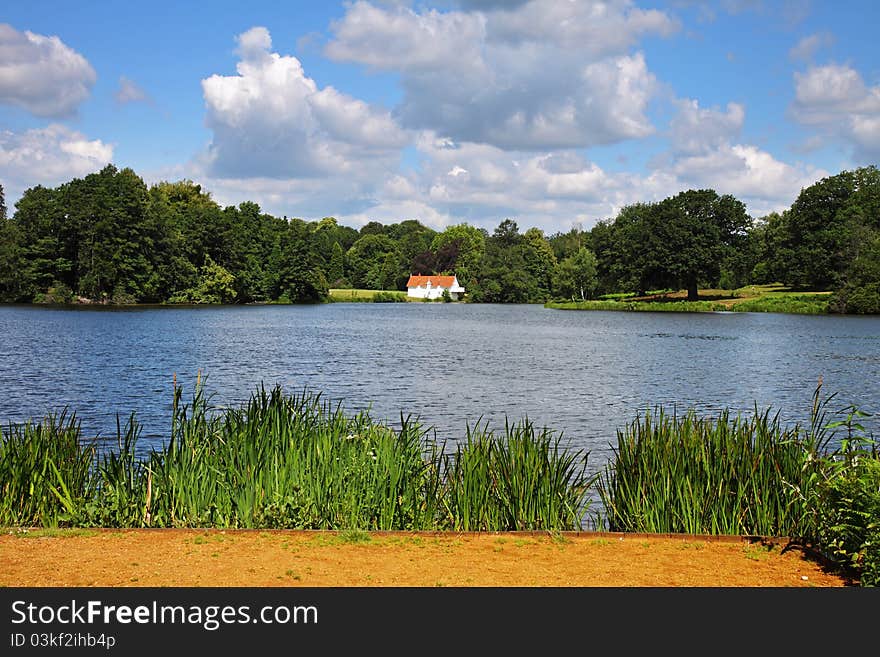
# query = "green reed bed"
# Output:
<box><xmin>596</xmin><ymin>404</ymin><xmax>828</xmax><ymax>536</ymax></box>
<box><xmin>3</xmin><ymin>382</ymin><xmax>876</xmax><ymax>584</ymax></box>
<box><xmin>128</xmin><ymin>384</ymin><xmax>444</xmax><ymax>530</ymax></box>
<box><xmin>0</xmin><ymin>384</ymin><xmax>591</xmax><ymax>532</ymax></box>
<box><xmin>0</xmin><ymin>410</ymin><xmax>95</xmax><ymax>527</ymax></box>
<box><xmin>440</xmin><ymin>419</ymin><xmax>595</xmax><ymax>531</ymax></box>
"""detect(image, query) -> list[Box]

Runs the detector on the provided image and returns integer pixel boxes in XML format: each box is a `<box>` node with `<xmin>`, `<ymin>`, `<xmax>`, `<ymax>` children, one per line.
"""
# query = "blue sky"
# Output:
<box><xmin>2</xmin><ymin>1</ymin><xmax>878</xmax><ymax>234</ymax></box>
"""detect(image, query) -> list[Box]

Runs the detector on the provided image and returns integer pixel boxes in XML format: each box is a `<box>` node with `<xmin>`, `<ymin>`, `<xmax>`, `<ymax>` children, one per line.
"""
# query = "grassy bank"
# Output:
<box><xmin>546</xmin><ymin>284</ymin><xmax>833</xmax><ymax>315</ymax></box>
<box><xmin>1</xmin><ymin>382</ymin><xmax>876</xmax><ymax>584</ymax></box>
<box><xmin>328</xmin><ymin>288</ymin><xmax>408</xmax><ymax>302</ymax></box>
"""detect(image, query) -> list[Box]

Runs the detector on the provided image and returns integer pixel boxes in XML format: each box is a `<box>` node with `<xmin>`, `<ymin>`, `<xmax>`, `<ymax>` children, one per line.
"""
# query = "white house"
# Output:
<box><xmin>406</xmin><ymin>274</ymin><xmax>465</xmax><ymax>300</ymax></box>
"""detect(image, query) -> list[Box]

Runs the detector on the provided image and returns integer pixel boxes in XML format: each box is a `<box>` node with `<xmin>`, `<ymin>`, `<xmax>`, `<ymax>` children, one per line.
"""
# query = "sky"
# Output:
<box><xmin>1</xmin><ymin>0</ymin><xmax>878</xmax><ymax>235</ymax></box>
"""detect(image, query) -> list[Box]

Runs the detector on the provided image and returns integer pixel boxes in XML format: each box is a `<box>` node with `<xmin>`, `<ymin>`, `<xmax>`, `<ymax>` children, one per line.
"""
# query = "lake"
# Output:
<box><xmin>1</xmin><ymin>303</ymin><xmax>878</xmax><ymax>475</ymax></box>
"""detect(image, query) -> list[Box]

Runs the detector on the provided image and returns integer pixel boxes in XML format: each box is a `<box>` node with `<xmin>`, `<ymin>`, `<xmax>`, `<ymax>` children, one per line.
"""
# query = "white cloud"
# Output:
<box><xmin>482</xmin><ymin>0</ymin><xmax>678</xmax><ymax>53</ymax></box>
<box><xmin>656</xmin><ymin>99</ymin><xmax>825</xmax><ymax>215</ymax></box>
<box><xmin>669</xmin><ymin>99</ymin><xmax>744</xmax><ymax>155</ymax></box>
<box><xmin>668</xmin><ymin>143</ymin><xmax>823</xmax><ymax>212</ymax></box>
<box><xmin>201</xmin><ymin>26</ymin><xmax>408</xmax><ymax>179</ymax></box>
<box><xmin>171</xmin><ymin>12</ymin><xmax>830</xmax><ymax>234</ymax></box>
<box><xmin>339</xmin><ymin>199</ymin><xmax>455</xmax><ymax>231</ymax></box>
<box><xmin>791</xmin><ymin>64</ymin><xmax>880</xmax><ymax>160</ymax></box>
<box><xmin>115</xmin><ymin>76</ymin><xmax>150</xmax><ymax>104</ymax></box>
<box><xmin>325</xmin><ymin>1</ymin><xmax>673</xmax><ymax>150</ymax></box>
<box><xmin>235</xmin><ymin>25</ymin><xmax>272</xmax><ymax>59</ymax></box>
<box><xmin>0</xmin><ymin>125</ymin><xmax>113</xmax><ymax>206</ymax></box>
<box><xmin>0</xmin><ymin>23</ymin><xmax>96</xmax><ymax>117</ymax></box>
<box><xmin>788</xmin><ymin>32</ymin><xmax>833</xmax><ymax>62</ymax></box>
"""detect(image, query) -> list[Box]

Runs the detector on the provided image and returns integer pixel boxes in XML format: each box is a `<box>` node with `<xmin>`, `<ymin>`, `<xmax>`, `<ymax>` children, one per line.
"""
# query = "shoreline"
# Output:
<box><xmin>0</xmin><ymin>528</ymin><xmax>852</xmax><ymax>587</ymax></box>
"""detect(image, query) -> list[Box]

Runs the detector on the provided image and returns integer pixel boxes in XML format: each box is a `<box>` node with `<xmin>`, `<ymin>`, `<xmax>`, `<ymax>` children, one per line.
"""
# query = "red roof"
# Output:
<box><xmin>406</xmin><ymin>275</ymin><xmax>457</xmax><ymax>288</ymax></box>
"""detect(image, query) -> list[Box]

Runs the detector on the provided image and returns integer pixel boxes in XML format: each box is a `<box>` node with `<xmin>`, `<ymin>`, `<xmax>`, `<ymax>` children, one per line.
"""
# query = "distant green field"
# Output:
<box><xmin>546</xmin><ymin>284</ymin><xmax>833</xmax><ymax>315</ymax></box>
<box><xmin>328</xmin><ymin>288</ymin><xmax>409</xmax><ymax>302</ymax></box>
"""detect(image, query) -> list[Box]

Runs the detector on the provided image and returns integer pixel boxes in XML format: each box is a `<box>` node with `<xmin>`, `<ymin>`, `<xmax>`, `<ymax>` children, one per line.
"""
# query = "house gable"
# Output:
<box><xmin>406</xmin><ymin>274</ymin><xmax>465</xmax><ymax>299</ymax></box>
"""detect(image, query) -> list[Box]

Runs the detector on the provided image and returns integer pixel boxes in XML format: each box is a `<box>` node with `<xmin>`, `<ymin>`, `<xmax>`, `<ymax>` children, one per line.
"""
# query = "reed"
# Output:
<box><xmin>440</xmin><ymin>419</ymin><xmax>594</xmax><ymax>531</ymax></box>
<box><xmin>595</xmin><ymin>402</ymin><xmax>830</xmax><ymax>536</ymax></box>
<box><xmin>122</xmin><ymin>383</ymin><xmax>445</xmax><ymax>530</ymax></box>
<box><xmin>4</xmin><ymin>377</ymin><xmax>874</xmax><ymax>586</ymax></box>
<box><xmin>0</xmin><ymin>410</ymin><xmax>95</xmax><ymax>526</ymax></box>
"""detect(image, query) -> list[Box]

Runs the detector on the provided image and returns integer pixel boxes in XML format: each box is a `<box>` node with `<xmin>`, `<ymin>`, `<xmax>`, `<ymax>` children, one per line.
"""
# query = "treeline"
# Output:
<box><xmin>0</xmin><ymin>164</ymin><xmax>878</xmax><ymax>311</ymax></box>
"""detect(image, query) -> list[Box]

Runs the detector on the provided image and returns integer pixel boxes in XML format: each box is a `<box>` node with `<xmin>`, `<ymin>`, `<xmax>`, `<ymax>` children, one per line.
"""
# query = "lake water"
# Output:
<box><xmin>1</xmin><ymin>303</ymin><xmax>878</xmax><ymax>476</ymax></box>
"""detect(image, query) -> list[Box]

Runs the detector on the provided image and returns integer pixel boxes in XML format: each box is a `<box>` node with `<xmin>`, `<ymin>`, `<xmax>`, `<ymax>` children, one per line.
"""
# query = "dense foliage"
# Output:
<box><xmin>0</xmin><ymin>164</ymin><xmax>878</xmax><ymax>310</ymax></box>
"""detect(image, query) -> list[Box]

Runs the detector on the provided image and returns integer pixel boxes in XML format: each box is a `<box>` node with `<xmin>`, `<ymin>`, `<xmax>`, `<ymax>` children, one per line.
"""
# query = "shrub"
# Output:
<box><xmin>801</xmin><ymin>406</ymin><xmax>879</xmax><ymax>586</ymax></box>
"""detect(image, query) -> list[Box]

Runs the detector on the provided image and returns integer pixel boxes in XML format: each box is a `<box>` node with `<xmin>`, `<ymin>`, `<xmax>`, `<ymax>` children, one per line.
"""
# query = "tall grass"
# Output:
<box><xmin>0</xmin><ymin>383</ymin><xmax>591</xmax><ymax>531</ymax></box>
<box><xmin>131</xmin><ymin>383</ymin><xmax>444</xmax><ymax>530</ymax></box>
<box><xmin>2</xmin><ymin>381</ymin><xmax>876</xmax><ymax>585</ymax></box>
<box><xmin>730</xmin><ymin>294</ymin><xmax>829</xmax><ymax>314</ymax></box>
<box><xmin>440</xmin><ymin>419</ymin><xmax>595</xmax><ymax>531</ymax></box>
<box><xmin>0</xmin><ymin>410</ymin><xmax>95</xmax><ymax>526</ymax></box>
<box><xmin>596</xmin><ymin>386</ymin><xmax>835</xmax><ymax>536</ymax></box>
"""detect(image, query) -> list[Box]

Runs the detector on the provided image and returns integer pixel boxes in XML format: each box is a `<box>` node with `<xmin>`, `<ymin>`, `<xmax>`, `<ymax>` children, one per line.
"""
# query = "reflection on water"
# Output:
<box><xmin>1</xmin><ymin>303</ymin><xmax>878</xmax><ymax>474</ymax></box>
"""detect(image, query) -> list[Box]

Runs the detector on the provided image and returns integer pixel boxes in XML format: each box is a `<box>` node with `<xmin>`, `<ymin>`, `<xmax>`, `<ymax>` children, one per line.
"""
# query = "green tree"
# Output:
<box><xmin>473</xmin><ymin>219</ymin><xmax>540</xmax><ymax>303</ymax></box>
<box><xmin>552</xmin><ymin>247</ymin><xmax>598</xmax><ymax>300</ymax></box>
<box><xmin>430</xmin><ymin>223</ymin><xmax>487</xmax><ymax>288</ymax></box>
<box><xmin>346</xmin><ymin>233</ymin><xmax>402</xmax><ymax>289</ymax></box>
<box><xmin>657</xmin><ymin>189</ymin><xmax>750</xmax><ymax>300</ymax></box>
<box><xmin>607</xmin><ymin>203</ymin><xmax>667</xmax><ymax>296</ymax></box>
<box><xmin>522</xmin><ymin>227</ymin><xmax>558</xmax><ymax>300</ymax></box>
<box><xmin>277</xmin><ymin>219</ymin><xmax>329</xmax><ymax>303</ymax></box>
<box><xmin>169</xmin><ymin>254</ymin><xmax>237</xmax><ymax>304</ymax></box>
<box><xmin>11</xmin><ymin>184</ymin><xmax>71</xmax><ymax>300</ymax></box>
<box><xmin>549</xmin><ymin>225</ymin><xmax>590</xmax><ymax>261</ymax></box>
<box><xmin>775</xmin><ymin>167</ymin><xmax>878</xmax><ymax>289</ymax></box>
<box><xmin>67</xmin><ymin>165</ymin><xmax>156</xmax><ymax>302</ymax></box>
<box><xmin>0</xmin><ymin>183</ymin><xmax>26</xmax><ymax>302</ymax></box>
<box><xmin>328</xmin><ymin>241</ymin><xmax>346</xmax><ymax>285</ymax></box>
<box><xmin>611</xmin><ymin>191</ymin><xmax>750</xmax><ymax>300</ymax></box>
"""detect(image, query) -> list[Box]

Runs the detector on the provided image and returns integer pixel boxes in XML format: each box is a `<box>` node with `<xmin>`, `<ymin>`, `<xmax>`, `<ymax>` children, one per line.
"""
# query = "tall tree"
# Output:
<box><xmin>553</xmin><ymin>247</ymin><xmax>598</xmax><ymax>300</ymax></box>
<box><xmin>522</xmin><ymin>227</ymin><xmax>558</xmax><ymax>300</ymax></box>
<box><xmin>0</xmin><ymin>182</ymin><xmax>25</xmax><ymax>302</ymax></box>
<box><xmin>277</xmin><ymin>219</ymin><xmax>328</xmax><ymax>302</ymax></box>
<box><xmin>612</xmin><ymin>191</ymin><xmax>749</xmax><ymax>300</ymax></box>
<box><xmin>658</xmin><ymin>189</ymin><xmax>750</xmax><ymax>300</ymax></box>
<box><xmin>430</xmin><ymin>223</ymin><xmax>487</xmax><ymax>288</ymax></box>
<box><xmin>474</xmin><ymin>219</ymin><xmax>540</xmax><ymax>303</ymax></box>
<box><xmin>346</xmin><ymin>234</ymin><xmax>402</xmax><ymax>289</ymax></box>
<box><xmin>328</xmin><ymin>241</ymin><xmax>346</xmax><ymax>285</ymax></box>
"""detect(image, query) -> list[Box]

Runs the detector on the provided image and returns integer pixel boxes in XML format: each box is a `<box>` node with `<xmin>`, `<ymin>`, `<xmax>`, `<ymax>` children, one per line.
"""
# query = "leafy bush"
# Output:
<box><xmin>812</xmin><ymin>454</ymin><xmax>880</xmax><ymax>585</ymax></box>
<box><xmin>33</xmin><ymin>282</ymin><xmax>75</xmax><ymax>304</ymax></box>
<box><xmin>800</xmin><ymin>406</ymin><xmax>879</xmax><ymax>586</ymax></box>
<box><xmin>830</xmin><ymin>283</ymin><xmax>880</xmax><ymax>315</ymax></box>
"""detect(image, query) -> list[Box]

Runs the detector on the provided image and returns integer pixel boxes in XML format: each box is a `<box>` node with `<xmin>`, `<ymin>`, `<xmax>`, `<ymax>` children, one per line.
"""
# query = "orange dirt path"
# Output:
<box><xmin>0</xmin><ymin>528</ymin><xmax>851</xmax><ymax>587</ymax></box>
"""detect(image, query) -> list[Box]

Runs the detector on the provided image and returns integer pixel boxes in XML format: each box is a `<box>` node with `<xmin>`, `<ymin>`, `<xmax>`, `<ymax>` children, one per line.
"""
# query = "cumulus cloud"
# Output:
<box><xmin>115</xmin><ymin>76</ymin><xmax>150</xmax><ymax>104</ymax></box>
<box><xmin>791</xmin><ymin>64</ymin><xmax>880</xmax><ymax>161</ymax></box>
<box><xmin>0</xmin><ymin>23</ymin><xmax>96</xmax><ymax>117</ymax></box>
<box><xmin>181</xmin><ymin>9</ymin><xmax>825</xmax><ymax>233</ymax></box>
<box><xmin>788</xmin><ymin>32</ymin><xmax>833</xmax><ymax>62</ymax></box>
<box><xmin>481</xmin><ymin>0</ymin><xmax>678</xmax><ymax>53</ymax></box>
<box><xmin>0</xmin><ymin>124</ymin><xmax>113</xmax><ymax>205</ymax></box>
<box><xmin>658</xmin><ymin>98</ymin><xmax>825</xmax><ymax>216</ymax></box>
<box><xmin>201</xmin><ymin>26</ymin><xmax>408</xmax><ymax>179</ymax></box>
<box><xmin>325</xmin><ymin>1</ymin><xmax>674</xmax><ymax>150</ymax></box>
<box><xmin>669</xmin><ymin>99</ymin><xmax>744</xmax><ymax>155</ymax></box>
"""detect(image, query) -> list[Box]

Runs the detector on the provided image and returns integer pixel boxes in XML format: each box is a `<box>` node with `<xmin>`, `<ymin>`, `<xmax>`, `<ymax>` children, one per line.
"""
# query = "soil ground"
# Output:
<box><xmin>0</xmin><ymin>528</ymin><xmax>853</xmax><ymax>587</ymax></box>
